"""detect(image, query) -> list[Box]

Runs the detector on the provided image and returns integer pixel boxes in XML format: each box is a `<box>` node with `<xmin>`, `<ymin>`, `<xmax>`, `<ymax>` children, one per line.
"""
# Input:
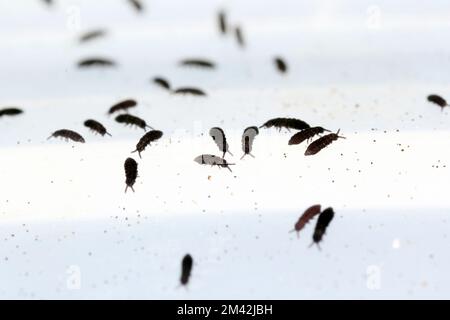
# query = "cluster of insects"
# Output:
<box><xmin>290</xmin><ymin>205</ymin><xmax>335</xmax><ymax>249</ymax></box>
<box><xmin>9</xmin><ymin>2</ymin><xmax>360</xmax><ymax>290</ymax></box>
<box><xmin>259</xmin><ymin>117</ymin><xmax>346</xmax><ymax>156</ymax></box>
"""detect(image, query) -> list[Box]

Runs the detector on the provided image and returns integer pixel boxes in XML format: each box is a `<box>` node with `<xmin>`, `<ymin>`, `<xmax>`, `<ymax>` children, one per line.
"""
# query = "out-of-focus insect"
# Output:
<box><xmin>241</xmin><ymin>126</ymin><xmax>259</xmax><ymax>159</ymax></box>
<box><xmin>115</xmin><ymin>114</ymin><xmax>153</xmax><ymax>131</ymax></box>
<box><xmin>288</xmin><ymin>127</ymin><xmax>330</xmax><ymax>145</ymax></box>
<box><xmin>274</xmin><ymin>57</ymin><xmax>288</xmax><ymax>74</ymax></box>
<box><xmin>108</xmin><ymin>99</ymin><xmax>137</xmax><ymax>115</ymax></box>
<box><xmin>84</xmin><ymin>119</ymin><xmax>111</xmax><ymax>137</ymax></box>
<box><xmin>180</xmin><ymin>254</ymin><xmax>193</xmax><ymax>286</ymax></box>
<box><xmin>427</xmin><ymin>94</ymin><xmax>448</xmax><ymax>111</ymax></box>
<box><xmin>289</xmin><ymin>205</ymin><xmax>321</xmax><ymax>238</ymax></box>
<box><xmin>0</xmin><ymin>107</ymin><xmax>23</xmax><ymax>118</ymax></box>
<box><xmin>79</xmin><ymin>29</ymin><xmax>106</xmax><ymax>43</ymax></box>
<box><xmin>260</xmin><ymin>117</ymin><xmax>310</xmax><ymax>131</ymax></box>
<box><xmin>42</xmin><ymin>0</ymin><xmax>52</xmax><ymax>6</ymax></box>
<box><xmin>47</xmin><ymin>129</ymin><xmax>85</xmax><ymax>143</ymax></box>
<box><xmin>77</xmin><ymin>58</ymin><xmax>116</xmax><ymax>68</ymax></box>
<box><xmin>128</xmin><ymin>0</ymin><xmax>143</xmax><ymax>12</ymax></box>
<box><xmin>209</xmin><ymin>127</ymin><xmax>232</xmax><ymax>158</ymax></box>
<box><xmin>124</xmin><ymin>157</ymin><xmax>138</xmax><ymax>193</ymax></box>
<box><xmin>132</xmin><ymin>130</ymin><xmax>163</xmax><ymax>158</ymax></box>
<box><xmin>194</xmin><ymin>154</ymin><xmax>234</xmax><ymax>172</ymax></box>
<box><xmin>153</xmin><ymin>77</ymin><xmax>171</xmax><ymax>91</ymax></box>
<box><xmin>310</xmin><ymin>207</ymin><xmax>334</xmax><ymax>249</ymax></box>
<box><xmin>179</xmin><ymin>59</ymin><xmax>216</xmax><ymax>69</ymax></box>
<box><xmin>218</xmin><ymin>10</ymin><xmax>227</xmax><ymax>34</ymax></box>
<box><xmin>174</xmin><ymin>87</ymin><xmax>207</xmax><ymax>96</ymax></box>
<box><xmin>235</xmin><ymin>26</ymin><xmax>245</xmax><ymax>48</ymax></box>
<box><xmin>304</xmin><ymin>130</ymin><xmax>345</xmax><ymax>156</ymax></box>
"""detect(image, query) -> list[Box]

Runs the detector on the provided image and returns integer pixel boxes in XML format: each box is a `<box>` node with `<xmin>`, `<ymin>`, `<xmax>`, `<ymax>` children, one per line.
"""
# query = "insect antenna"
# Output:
<box><xmin>308</xmin><ymin>242</ymin><xmax>322</xmax><ymax>250</ymax></box>
<box><xmin>336</xmin><ymin>129</ymin><xmax>346</xmax><ymax>139</ymax></box>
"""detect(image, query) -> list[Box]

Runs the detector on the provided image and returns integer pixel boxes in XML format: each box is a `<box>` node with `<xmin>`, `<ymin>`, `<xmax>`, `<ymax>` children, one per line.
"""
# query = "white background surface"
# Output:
<box><xmin>1</xmin><ymin>0</ymin><xmax>450</xmax><ymax>299</ymax></box>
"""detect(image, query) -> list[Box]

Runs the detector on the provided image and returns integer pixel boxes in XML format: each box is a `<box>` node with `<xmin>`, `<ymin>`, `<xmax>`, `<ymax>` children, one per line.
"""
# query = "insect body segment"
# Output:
<box><xmin>84</xmin><ymin>119</ymin><xmax>111</xmax><ymax>137</ymax></box>
<box><xmin>194</xmin><ymin>154</ymin><xmax>234</xmax><ymax>172</ymax></box>
<box><xmin>180</xmin><ymin>254</ymin><xmax>193</xmax><ymax>286</ymax></box>
<box><xmin>108</xmin><ymin>99</ymin><xmax>137</xmax><ymax>115</ymax></box>
<box><xmin>179</xmin><ymin>59</ymin><xmax>216</xmax><ymax>69</ymax></box>
<box><xmin>218</xmin><ymin>10</ymin><xmax>227</xmax><ymax>34</ymax></box>
<box><xmin>427</xmin><ymin>94</ymin><xmax>448</xmax><ymax>111</ymax></box>
<box><xmin>209</xmin><ymin>127</ymin><xmax>232</xmax><ymax>158</ymax></box>
<box><xmin>241</xmin><ymin>126</ymin><xmax>259</xmax><ymax>159</ymax></box>
<box><xmin>311</xmin><ymin>207</ymin><xmax>335</xmax><ymax>248</ymax></box>
<box><xmin>48</xmin><ymin>129</ymin><xmax>85</xmax><ymax>143</ymax></box>
<box><xmin>77</xmin><ymin>58</ymin><xmax>116</xmax><ymax>68</ymax></box>
<box><xmin>288</xmin><ymin>127</ymin><xmax>330</xmax><ymax>145</ymax></box>
<box><xmin>79</xmin><ymin>30</ymin><xmax>106</xmax><ymax>43</ymax></box>
<box><xmin>304</xmin><ymin>130</ymin><xmax>345</xmax><ymax>156</ymax></box>
<box><xmin>260</xmin><ymin>117</ymin><xmax>310</xmax><ymax>131</ymax></box>
<box><xmin>132</xmin><ymin>130</ymin><xmax>163</xmax><ymax>158</ymax></box>
<box><xmin>274</xmin><ymin>57</ymin><xmax>288</xmax><ymax>74</ymax></box>
<box><xmin>174</xmin><ymin>87</ymin><xmax>207</xmax><ymax>96</ymax></box>
<box><xmin>290</xmin><ymin>205</ymin><xmax>321</xmax><ymax>237</ymax></box>
<box><xmin>153</xmin><ymin>77</ymin><xmax>171</xmax><ymax>91</ymax></box>
<box><xmin>0</xmin><ymin>107</ymin><xmax>23</xmax><ymax>117</ymax></box>
<box><xmin>115</xmin><ymin>114</ymin><xmax>153</xmax><ymax>131</ymax></box>
<box><xmin>124</xmin><ymin>157</ymin><xmax>138</xmax><ymax>193</ymax></box>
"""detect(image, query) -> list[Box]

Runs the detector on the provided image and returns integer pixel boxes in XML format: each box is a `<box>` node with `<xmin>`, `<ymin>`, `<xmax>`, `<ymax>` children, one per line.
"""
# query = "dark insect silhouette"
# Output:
<box><xmin>260</xmin><ymin>117</ymin><xmax>310</xmax><ymax>131</ymax></box>
<box><xmin>241</xmin><ymin>126</ymin><xmax>259</xmax><ymax>159</ymax></box>
<box><xmin>128</xmin><ymin>0</ymin><xmax>143</xmax><ymax>12</ymax></box>
<box><xmin>174</xmin><ymin>87</ymin><xmax>207</xmax><ymax>96</ymax></box>
<box><xmin>311</xmin><ymin>207</ymin><xmax>334</xmax><ymax>249</ymax></box>
<box><xmin>194</xmin><ymin>154</ymin><xmax>234</xmax><ymax>172</ymax></box>
<box><xmin>274</xmin><ymin>57</ymin><xmax>288</xmax><ymax>74</ymax></box>
<box><xmin>132</xmin><ymin>130</ymin><xmax>163</xmax><ymax>158</ymax></box>
<box><xmin>218</xmin><ymin>10</ymin><xmax>227</xmax><ymax>34</ymax></box>
<box><xmin>124</xmin><ymin>157</ymin><xmax>138</xmax><ymax>193</ymax></box>
<box><xmin>153</xmin><ymin>77</ymin><xmax>171</xmax><ymax>91</ymax></box>
<box><xmin>180</xmin><ymin>254</ymin><xmax>193</xmax><ymax>286</ymax></box>
<box><xmin>289</xmin><ymin>205</ymin><xmax>321</xmax><ymax>238</ymax></box>
<box><xmin>47</xmin><ymin>129</ymin><xmax>85</xmax><ymax>143</ymax></box>
<box><xmin>0</xmin><ymin>107</ymin><xmax>23</xmax><ymax>118</ymax></box>
<box><xmin>304</xmin><ymin>130</ymin><xmax>345</xmax><ymax>156</ymax></box>
<box><xmin>115</xmin><ymin>114</ymin><xmax>153</xmax><ymax>131</ymax></box>
<box><xmin>235</xmin><ymin>26</ymin><xmax>245</xmax><ymax>48</ymax></box>
<box><xmin>79</xmin><ymin>29</ymin><xmax>106</xmax><ymax>43</ymax></box>
<box><xmin>209</xmin><ymin>127</ymin><xmax>232</xmax><ymax>158</ymax></box>
<box><xmin>77</xmin><ymin>58</ymin><xmax>116</xmax><ymax>68</ymax></box>
<box><xmin>108</xmin><ymin>99</ymin><xmax>137</xmax><ymax>115</ymax></box>
<box><xmin>84</xmin><ymin>119</ymin><xmax>111</xmax><ymax>137</ymax></box>
<box><xmin>42</xmin><ymin>0</ymin><xmax>53</xmax><ymax>6</ymax></box>
<box><xmin>288</xmin><ymin>127</ymin><xmax>330</xmax><ymax>145</ymax></box>
<box><xmin>179</xmin><ymin>59</ymin><xmax>216</xmax><ymax>69</ymax></box>
<box><xmin>427</xmin><ymin>94</ymin><xmax>448</xmax><ymax>111</ymax></box>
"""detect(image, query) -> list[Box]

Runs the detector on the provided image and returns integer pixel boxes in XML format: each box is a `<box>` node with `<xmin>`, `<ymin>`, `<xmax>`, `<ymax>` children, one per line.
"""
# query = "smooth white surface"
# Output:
<box><xmin>1</xmin><ymin>0</ymin><xmax>450</xmax><ymax>299</ymax></box>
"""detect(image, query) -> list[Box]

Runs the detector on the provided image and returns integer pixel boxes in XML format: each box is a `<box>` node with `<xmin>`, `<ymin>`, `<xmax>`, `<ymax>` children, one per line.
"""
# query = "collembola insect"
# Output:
<box><xmin>427</xmin><ymin>94</ymin><xmax>448</xmax><ymax>111</ymax></box>
<box><xmin>311</xmin><ymin>207</ymin><xmax>334</xmax><ymax>249</ymax></box>
<box><xmin>132</xmin><ymin>130</ymin><xmax>163</xmax><ymax>158</ymax></box>
<box><xmin>235</xmin><ymin>26</ymin><xmax>245</xmax><ymax>48</ymax></box>
<box><xmin>304</xmin><ymin>130</ymin><xmax>345</xmax><ymax>156</ymax></box>
<box><xmin>47</xmin><ymin>129</ymin><xmax>85</xmax><ymax>143</ymax></box>
<box><xmin>180</xmin><ymin>254</ymin><xmax>193</xmax><ymax>286</ymax></box>
<box><xmin>128</xmin><ymin>0</ymin><xmax>143</xmax><ymax>12</ymax></box>
<box><xmin>0</xmin><ymin>107</ymin><xmax>23</xmax><ymax>117</ymax></box>
<box><xmin>218</xmin><ymin>10</ymin><xmax>227</xmax><ymax>34</ymax></box>
<box><xmin>179</xmin><ymin>59</ymin><xmax>216</xmax><ymax>69</ymax></box>
<box><xmin>174</xmin><ymin>87</ymin><xmax>207</xmax><ymax>96</ymax></box>
<box><xmin>115</xmin><ymin>114</ymin><xmax>153</xmax><ymax>131</ymax></box>
<box><xmin>194</xmin><ymin>154</ymin><xmax>234</xmax><ymax>172</ymax></box>
<box><xmin>260</xmin><ymin>117</ymin><xmax>310</xmax><ymax>131</ymax></box>
<box><xmin>153</xmin><ymin>77</ymin><xmax>171</xmax><ymax>91</ymax></box>
<box><xmin>79</xmin><ymin>29</ymin><xmax>106</xmax><ymax>43</ymax></box>
<box><xmin>288</xmin><ymin>127</ymin><xmax>330</xmax><ymax>145</ymax></box>
<box><xmin>241</xmin><ymin>126</ymin><xmax>259</xmax><ymax>159</ymax></box>
<box><xmin>209</xmin><ymin>127</ymin><xmax>232</xmax><ymax>158</ymax></box>
<box><xmin>84</xmin><ymin>119</ymin><xmax>111</xmax><ymax>137</ymax></box>
<box><xmin>274</xmin><ymin>57</ymin><xmax>288</xmax><ymax>74</ymax></box>
<box><xmin>124</xmin><ymin>157</ymin><xmax>138</xmax><ymax>193</ymax></box>
<box><xmin>77</xmin><ymin>58</ymin><xmax>116</xmax><ymax>68</ymax></box>
<box><xmin>289</xmin><ymin>205</ymin><xmax>321</xmax><ymax>237</ymax></box>
<box><xmin>108</xmin><ymin>99</ymin><xmax>137</xmax><ymax>115</ymax></box>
